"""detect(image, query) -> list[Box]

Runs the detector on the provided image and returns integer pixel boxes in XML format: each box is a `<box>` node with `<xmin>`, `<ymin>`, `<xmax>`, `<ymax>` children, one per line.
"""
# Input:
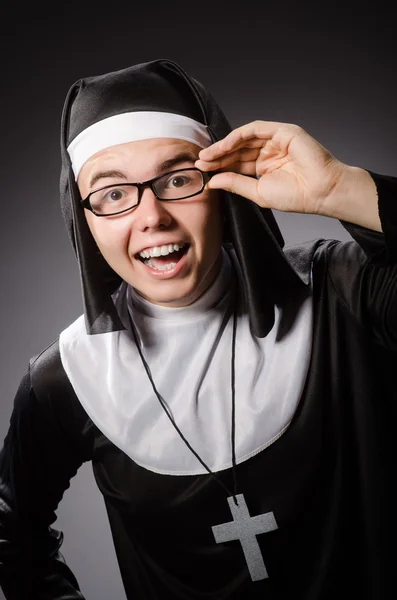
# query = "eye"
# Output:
<box><xmin>89</xmin><ymin>185</ymin><xmax>137</xmax><ymax>214</ymax></box>
<box><xmin>153</xmin><ymin>170</ymin><xmax>202</xmax><ymax>200</ymax></box>
<box><xmin>165</xmin><ymin>174</ymin><xmax>192</xmax><ymax>189</ymax></box>
<box><xmin>103</xmin><ymin>187</ymin><xmax>126</xmax><ymax>202</ymax></box>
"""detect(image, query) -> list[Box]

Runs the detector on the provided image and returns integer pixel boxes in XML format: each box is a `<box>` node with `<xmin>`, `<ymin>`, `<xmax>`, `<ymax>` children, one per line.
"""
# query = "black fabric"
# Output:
<box><xmin>60</xmin><ymin>59</ymin><xmax>306</xmax><ymax>336</ymax></box>
<box><xmin>341</xmin><ymin>169</ymin><xmax>397</xmax><ymax>265</ymax></box>
<box><xmin>1</xmin><ymin>171</ymin><xmax>396</xmax><ymax>599</ymax></box>
<box><xmin>0</xmin><ymin>348</ymin><xmax>94</xmax><ymax>599</ymax></box>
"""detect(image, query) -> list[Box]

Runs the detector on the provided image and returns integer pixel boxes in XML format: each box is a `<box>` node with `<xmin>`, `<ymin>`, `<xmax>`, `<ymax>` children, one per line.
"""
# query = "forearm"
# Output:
<box><xmin>320</xmin><ymin>166</ymin><xmax>381</xmax><ymax>232</ymax></box>
<box><xmin>0</xmin><ymin>363</ymin><xmax>89</xmax><ymax>600</ymax></box>
<box><xmin>1</xmin><ymin>553</ymin><xmax>86</xmax><ymax>600</ymax></box>
<box><xmin>0</xmin><ymin>469</ymin><xmax>86</xmax><ymax>600</ymax></box>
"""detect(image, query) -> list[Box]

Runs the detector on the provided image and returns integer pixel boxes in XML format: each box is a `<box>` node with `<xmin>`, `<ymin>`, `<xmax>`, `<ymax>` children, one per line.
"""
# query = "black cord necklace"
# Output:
<box><xmin>129</xmin><ymin>283</ymin><xmax>279</xmax><ymax>583</ymax></box>
<box><xmin>129</xmin><ymin>287</ymin><xmax>239</xmax><ymax>505</ymax></box>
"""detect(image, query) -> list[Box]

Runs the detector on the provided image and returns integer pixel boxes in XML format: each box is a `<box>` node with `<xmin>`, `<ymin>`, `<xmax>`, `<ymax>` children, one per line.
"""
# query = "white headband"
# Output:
<box><xmin>67</xmin><ymin>111</ymin><xmax>212</xmax><ymax>179</ymax></box>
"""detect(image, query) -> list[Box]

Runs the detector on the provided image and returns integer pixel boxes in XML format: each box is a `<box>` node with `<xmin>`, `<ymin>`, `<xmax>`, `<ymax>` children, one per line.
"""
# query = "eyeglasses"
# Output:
<box><xmin>81</xmin><ymin>167</ymin><xmax>213</xmax><ymax>216</ymax></box>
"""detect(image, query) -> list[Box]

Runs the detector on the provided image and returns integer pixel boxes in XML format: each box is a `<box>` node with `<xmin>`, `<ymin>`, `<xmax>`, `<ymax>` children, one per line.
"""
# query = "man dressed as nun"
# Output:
<box><xmin>0</xmin><ymin>59</ymin><xmax>396</xmax><ymax>599</ymax></box>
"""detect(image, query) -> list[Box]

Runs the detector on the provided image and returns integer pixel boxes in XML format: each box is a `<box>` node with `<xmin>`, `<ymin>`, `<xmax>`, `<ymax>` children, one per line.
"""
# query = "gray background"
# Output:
<box><xmin>0</xmin><ymin>3</ymin><xmax>395</xmax><ymax>599</ymax></box>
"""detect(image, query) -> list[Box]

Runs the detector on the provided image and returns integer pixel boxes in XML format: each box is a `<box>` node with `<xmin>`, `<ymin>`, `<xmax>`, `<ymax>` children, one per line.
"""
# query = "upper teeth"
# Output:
<box><xmin>139</xmin><ymin>243</ymin><xmax>186</xmax><ymax>259</ymax></box>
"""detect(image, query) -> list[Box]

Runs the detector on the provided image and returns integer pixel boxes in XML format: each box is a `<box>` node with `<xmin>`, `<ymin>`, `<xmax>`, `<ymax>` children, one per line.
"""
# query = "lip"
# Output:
<box><xmin>135</xmin><ymin>241</ymin><xmax>188</xmax><ymax>257</ymax></box>
<box><xmin>136</xmin><ymin>246</ymin><xmax>189</xmax><ymax>279</ymax></box>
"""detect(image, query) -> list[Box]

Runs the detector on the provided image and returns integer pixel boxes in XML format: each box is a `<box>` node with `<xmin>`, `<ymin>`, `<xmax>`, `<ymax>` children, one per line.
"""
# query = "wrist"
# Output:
<box><xmin>320</xmin><ymin>165</ymin><xmax>382</xmax><ymax>232</ymax></box>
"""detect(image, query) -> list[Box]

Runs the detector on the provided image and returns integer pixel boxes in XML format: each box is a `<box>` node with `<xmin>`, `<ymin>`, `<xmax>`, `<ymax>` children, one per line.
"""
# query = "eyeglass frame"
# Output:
<box><xmin>80</xmin><ymin>167</ymin><xmax>215</xmax><ymax>217</ymax></box>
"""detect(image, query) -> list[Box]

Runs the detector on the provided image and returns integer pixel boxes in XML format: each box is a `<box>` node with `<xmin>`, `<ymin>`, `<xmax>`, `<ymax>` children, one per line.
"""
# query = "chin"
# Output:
<box><xmin>120</xmin><ymin>251</ymin><xmax>222</xmax><ymax>307</ymax></box>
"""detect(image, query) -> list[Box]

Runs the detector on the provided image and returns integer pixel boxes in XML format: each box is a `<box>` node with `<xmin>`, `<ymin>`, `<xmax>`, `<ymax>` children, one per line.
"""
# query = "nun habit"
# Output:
<box><xmin>0</xmin><ymin>59</ymin><xmax>397</xmax><ymax>600</ymax></box>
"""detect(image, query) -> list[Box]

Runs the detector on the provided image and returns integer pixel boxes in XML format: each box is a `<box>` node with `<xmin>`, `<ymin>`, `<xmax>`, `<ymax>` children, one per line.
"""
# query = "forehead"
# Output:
<box><xmin>77</xmin><ymin>138</ymin><xmax>201</xmax><ymax>190</ymax></box>
<box><xmin>81</xmin><ymin>138</ymin><xmax>201</xmax><ymax>172</ymax></box>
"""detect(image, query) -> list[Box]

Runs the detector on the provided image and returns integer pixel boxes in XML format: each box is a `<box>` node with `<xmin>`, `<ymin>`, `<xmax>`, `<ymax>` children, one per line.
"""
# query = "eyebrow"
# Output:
<box><xmin>156</xmin><ymin>151</ymin><xmax>198</xmax><ymax>174</ymax></box>
<box><xmin>88</xmin><ymin>150</ymin><xmax>198</xmax><ymax>189</ymax></box>
<box><xmin>89</xmin><ymin>170</ymin><xmax>127</xmax><ymax>189</ymax></box>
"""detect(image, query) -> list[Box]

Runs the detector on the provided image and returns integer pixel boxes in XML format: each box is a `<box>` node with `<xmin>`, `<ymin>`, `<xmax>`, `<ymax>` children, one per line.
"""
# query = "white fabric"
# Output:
<box><xmin>59</xmin><ymin>249</ymin><xmax>313</xmax><ymax>475</ymax></box>
<box><xmin>67</xmin><ymin>111</ymin><xmax>212</xmax><ymax>179</ymax></box>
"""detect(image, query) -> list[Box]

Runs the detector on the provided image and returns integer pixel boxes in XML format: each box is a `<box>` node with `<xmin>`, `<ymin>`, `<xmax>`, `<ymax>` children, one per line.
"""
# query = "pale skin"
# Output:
<box><xmin>78</xmin><ymin>123</ymin><xmax>382</xmax><ymax>309</ymax></box>
<box><xmin>195</xmin><ymin>120</ymin><xmax>382</xmax><ymax>233</ymax></box>
<box><xmin>78</xmin><ymin>138</ymin><xmax>223</xmax><ymax>308</ymax></box>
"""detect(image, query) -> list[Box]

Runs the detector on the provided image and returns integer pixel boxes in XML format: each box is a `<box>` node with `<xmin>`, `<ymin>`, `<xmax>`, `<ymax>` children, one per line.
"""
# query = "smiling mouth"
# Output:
<box><xmin>136</xmin><ymin>244</ymin><xmax>189</xmax><ymax>272</ymax></box>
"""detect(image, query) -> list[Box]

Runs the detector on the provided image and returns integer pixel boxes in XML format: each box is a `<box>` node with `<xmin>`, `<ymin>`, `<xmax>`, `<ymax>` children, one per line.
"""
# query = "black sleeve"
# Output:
<box><xmin>322</xmin><ymin>171</ymin><xmax>397</xmax><ymax>350</ymax></box>
<box><xmin>340</xmin><ymin>171</ymin><xmax>397</xmax><ymax>264</ymax></box>
<box><xmin>0</xmin><ymin>346</ymin><xmax>94</xmax><ymax>599</ymax></box>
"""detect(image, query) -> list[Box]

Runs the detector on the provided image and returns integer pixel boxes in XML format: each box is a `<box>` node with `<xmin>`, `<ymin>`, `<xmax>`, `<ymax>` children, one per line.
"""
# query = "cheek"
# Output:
<box><xmin>200</xmin><ymin>200</ymin><xmax>223</xmax><ymax>248</ymax></box>
<box><xmin>85</xmin><ymin>213</ymin><xmax>130</xmax><ymax>257</ymax></box>
<box><xmin>190</xmin><ymin>195</ymin><xmax>221</xmax><ymax>232</ymax></box>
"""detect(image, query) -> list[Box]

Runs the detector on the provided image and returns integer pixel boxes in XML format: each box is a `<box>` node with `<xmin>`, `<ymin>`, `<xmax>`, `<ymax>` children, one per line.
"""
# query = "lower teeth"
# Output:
<box><xmin>144</xmin><ymin>259</ymin><xmax>177</xmax><ymax>271</ymax></box>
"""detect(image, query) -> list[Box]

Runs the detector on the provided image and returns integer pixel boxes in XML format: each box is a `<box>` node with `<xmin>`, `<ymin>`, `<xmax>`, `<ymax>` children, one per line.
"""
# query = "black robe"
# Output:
<box><xmin>0</xmin><ymin>171</ymin><xmax>396</xmax><ymax>599</ymax></box>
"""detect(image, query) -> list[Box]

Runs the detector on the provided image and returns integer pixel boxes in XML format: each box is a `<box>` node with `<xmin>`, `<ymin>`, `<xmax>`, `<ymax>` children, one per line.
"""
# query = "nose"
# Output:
<box><xmin>133</xmin><ymin>187</ymin><xmax>173</xmax><ymax>231</ymax></box>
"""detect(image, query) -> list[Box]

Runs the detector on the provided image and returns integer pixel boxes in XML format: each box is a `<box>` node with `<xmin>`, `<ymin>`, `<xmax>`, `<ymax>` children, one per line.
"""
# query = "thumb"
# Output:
<box><xmin>207</xmin><ymin>172</ymin><xmax>264</xmax><ymax>206</ymax></box>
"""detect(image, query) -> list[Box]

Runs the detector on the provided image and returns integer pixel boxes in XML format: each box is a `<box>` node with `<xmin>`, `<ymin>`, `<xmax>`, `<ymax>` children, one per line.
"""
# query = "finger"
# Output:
<box><xmin>198</xmin><ymin>139</ymin><xmax>264</xmax><ymax>167</ymax></box>
<box><xmin>196</xmin><ymin>147</ymin><xmax>260</xmax><ymax>171</ymax></box>
<box><xmin>206</xmin><ymin>171</ymin><xmax>265</xmax><ymax>206</ymax></box>
<box><xmin>208</xmin><ymin>138</ymin><xmax>265</xmax><ymax>152</ymax></box>
<box><xmin>214</xmin><ymin>161</ymin><xmax>258</xmax><ymax>176</ymax></box>
<box><xmin>199</xmin><ymin>121</ymin><xmax>285</xmax><ymax>160</ymax></box>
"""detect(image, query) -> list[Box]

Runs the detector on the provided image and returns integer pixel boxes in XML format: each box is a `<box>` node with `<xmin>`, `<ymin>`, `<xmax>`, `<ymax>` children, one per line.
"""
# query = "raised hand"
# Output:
<box><xmin>195</xmin><ymin>120</ymin><xmax>347</xmax><ymax>217</ymax></box>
